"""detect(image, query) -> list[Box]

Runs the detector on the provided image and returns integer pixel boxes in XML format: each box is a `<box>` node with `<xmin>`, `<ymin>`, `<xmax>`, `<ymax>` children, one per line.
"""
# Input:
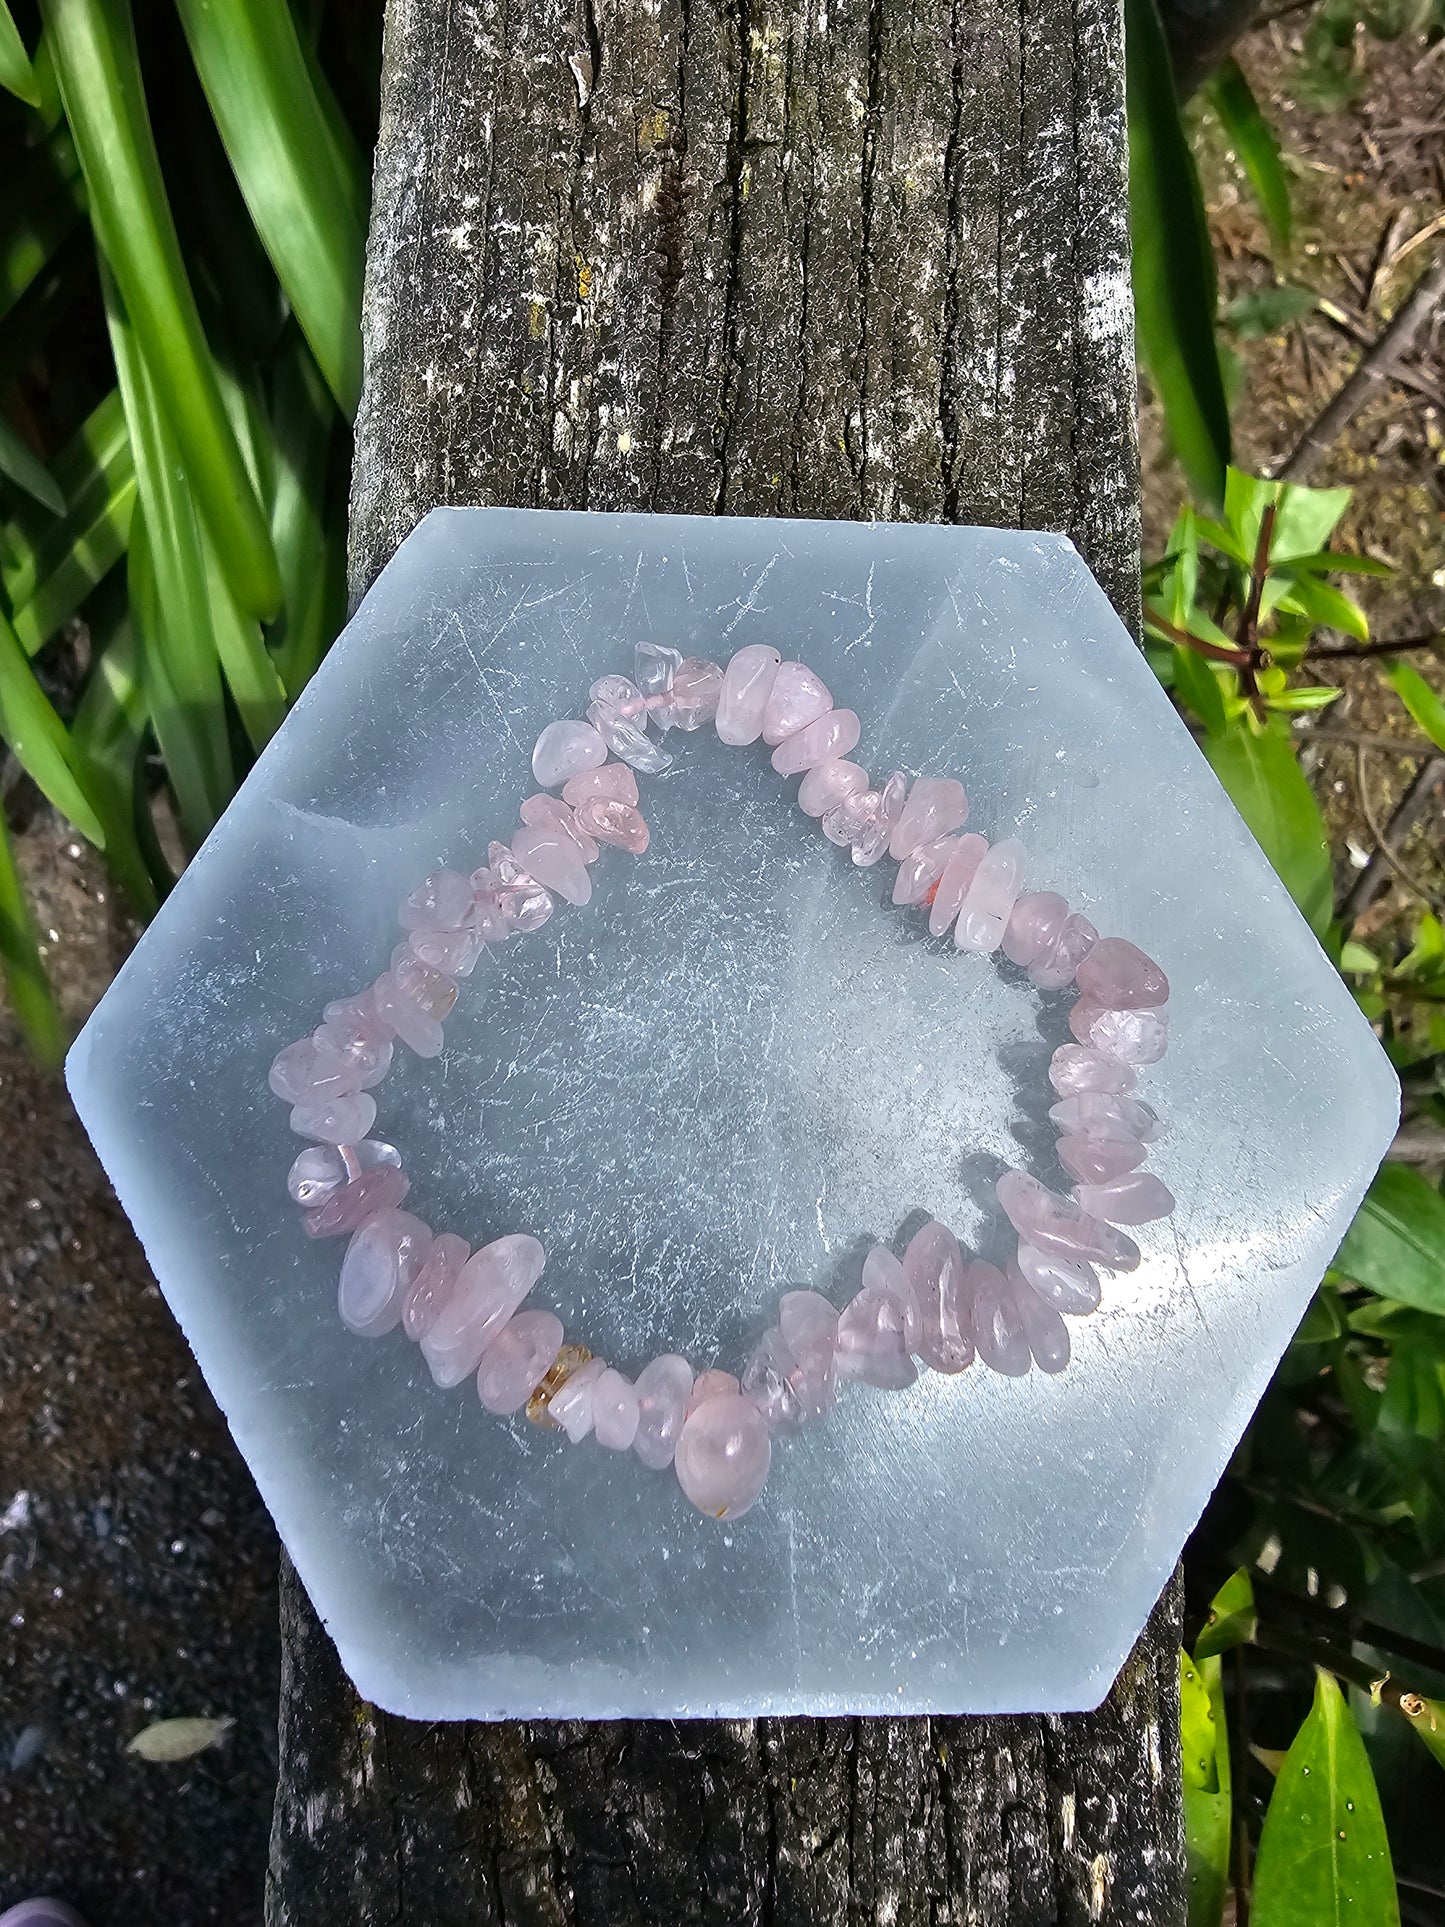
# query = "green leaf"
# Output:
<box><xmin>270</xmin><ymin>330</ymin><xmax>343</xmax><ymax>698</ymax></box>
<box><xmin>0</xmin><ymin>415</ymin><xmax>64</xmax><ymax>514</ymax></box>
<box><xmin>39</xmin><ymin>0</ymin><xmax>281</xmax><ymax>618</ymax></box>
<box><xmin>1335</xmin><ymin>1164</ymin><xmax>1445</xmax><ymax>1317</ymax></box>
<box><xmin>1203</xmin><ymin>723</ymin><xmax>1333</xmax><ymax>937</ymax></box>
<box><xmin>0</xmin><ymin>1</ymin><xmax>41</xmax><ymax>106</ymax></box>
<box><xmin>1277</xmin><ymin>574</ymin><xmax>1370</xmax><ymax>642</ymax></box>
<box><xmin>127</xmin><ymin>508</ymin><xmax>219</xmax><ymax>849</ymax></box>
<box><xmin>1225</xmin><ymin>282</ymin><xmax>1315</xmax><ymax>339</ymax></box>
<box><xmin>1251</xmin><ymin>1670</ymin><xmax>1399</xmax><ymax>1927</ymax></box>
<box><xmin>0</xmin><ymin>601</ymin><xmax>112</xmax><ymax>851</ymax></box>
<box><xmin>1181</xmin><ymin>1651</ymin><xmax>1231</xmax><ymax>1927</ymax></box>
<box><xmin>1399</xmin><ymin>1694</ymin><xmax>1445</xmax><ymax>1772</ymax></box>
<box><xmin>1382</xmin><ymin>659</ymin><xmax>1445</xmax><ymax>753</ymax></box>
<box><xmin>1273</xmin><ymin>482</ymin><xmax>1352</xmax><ymax>562</ymax></box>
<box><xmin>0</xmin><ymin>806</ymin><xmax>62</xmax><ymax>1065</ymax></box>
<box><xmin>1206</xmin><ymin>57</ymin><xmax>1292</xmax><ymax>254</ymax></box>
<box><xmin>1288</xmin><ymin>550</ymin><xmax>1393</xmax><ymax>578</ymax></box>
<box><xmin>0</xmin><ymin>123</ymin><xmax>86</xmax><ymax>325</ymax></box>
<box><xmin>1126</xmin><ymin>0</ymin><xmax>1231</xmax><ymax>509</ymax></box>
<box><xmin>1195</xmin><ymin>1568</ymin><xmax>1258</xmax><ymax>1660</ymax></box>
<box><xmin>175</xmin><ymin>0</ymin><xmax>365</xmax><ymax>418</ymax></box>
<box><xmin>1172</xmin><ymin>642</ymin><xmax>1230</xmax><ymax>734</ymax></box>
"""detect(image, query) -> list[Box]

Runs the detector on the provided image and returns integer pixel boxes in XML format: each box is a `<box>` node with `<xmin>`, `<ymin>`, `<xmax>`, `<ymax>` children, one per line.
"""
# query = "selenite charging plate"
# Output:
<box><xmin>66</xmin><ymin>508</ymin><xmax>1399</xmax><ymax>1720</ymax></box>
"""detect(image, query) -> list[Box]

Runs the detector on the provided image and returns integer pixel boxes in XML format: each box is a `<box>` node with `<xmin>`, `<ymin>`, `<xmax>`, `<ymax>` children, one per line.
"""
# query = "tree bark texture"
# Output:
<box><xmin>270</xmin><ymin>0</ymin><xmax>1184</xmax><ymax>1918</ymax></box>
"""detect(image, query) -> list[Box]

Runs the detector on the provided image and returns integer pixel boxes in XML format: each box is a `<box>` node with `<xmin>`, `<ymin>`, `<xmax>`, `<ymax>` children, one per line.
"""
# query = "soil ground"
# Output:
<box><xmin>0</xmin><ymin>11</ymin><xmax>1442</xmax><ymax>1923</ymax></box>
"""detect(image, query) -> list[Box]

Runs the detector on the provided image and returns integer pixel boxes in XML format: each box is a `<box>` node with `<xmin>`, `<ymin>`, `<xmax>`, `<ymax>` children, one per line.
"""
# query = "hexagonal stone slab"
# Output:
<box><xmin>66</xmin><ymin>508</ymin><xmax>1397</xmax><ymax>1720</ymax></box>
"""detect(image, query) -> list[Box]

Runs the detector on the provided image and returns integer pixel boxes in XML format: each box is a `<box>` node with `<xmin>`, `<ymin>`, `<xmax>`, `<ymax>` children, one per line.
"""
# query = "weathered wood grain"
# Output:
<box><xmin>270</xmin><ymin>0</ymin><xmax>1179</xmax><ymax>1918</ymax></box>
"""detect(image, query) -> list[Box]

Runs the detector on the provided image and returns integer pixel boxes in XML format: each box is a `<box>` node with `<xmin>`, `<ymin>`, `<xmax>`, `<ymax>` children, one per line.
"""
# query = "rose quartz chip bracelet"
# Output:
<box><xmin>269</xmin><ymin>642</ymin><xmax>1175</xmax><ymax>1520</ymax></box>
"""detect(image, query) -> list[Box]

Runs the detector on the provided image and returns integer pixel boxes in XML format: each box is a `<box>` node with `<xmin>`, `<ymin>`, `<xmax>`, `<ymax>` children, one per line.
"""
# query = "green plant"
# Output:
<box><xmin>0</xmin><ymin>0</ymin><xmax>367</xmax><ymax>1060</ymax></box>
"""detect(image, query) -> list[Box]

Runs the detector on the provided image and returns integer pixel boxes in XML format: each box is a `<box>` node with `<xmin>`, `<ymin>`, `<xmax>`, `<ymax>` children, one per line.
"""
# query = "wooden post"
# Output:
<box><xmin>268</xmin><ymin>0</ymin><xmax>1184</xmax><ymax>1917</ymax></box>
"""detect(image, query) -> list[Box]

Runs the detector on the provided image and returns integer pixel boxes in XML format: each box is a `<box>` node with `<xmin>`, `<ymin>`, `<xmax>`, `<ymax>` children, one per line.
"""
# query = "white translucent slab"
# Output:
<box><xmin>66</xmin><ymin>508</ymin><xmax>1397</xmax><ymax>1720</ymax></box>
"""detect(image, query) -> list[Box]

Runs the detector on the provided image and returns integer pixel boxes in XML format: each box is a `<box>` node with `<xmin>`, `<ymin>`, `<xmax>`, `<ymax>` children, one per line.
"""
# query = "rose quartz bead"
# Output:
<box><xmin>1074</xmin><ymin>1171</ymin><xmax>1176</xmax><ymax>1225</ymax></box>
<box><xmin>956</xmin><ymin>836</ymin><xmax>1026</xmax><ymax>953</ymax></box>
<box><xmin>771</xmin><ymin>708</ymin><xmax>861</xmax><ymax>776</ymax></box>
<box><xmin>509</xmin><ymin>825</ymin><xmax>592</xmax><ymax>906</ymax></box>
<box><xmin>532</xmin><ymin>718</ymin><xmax>606</xmax><ymax>788</ymax></box>
<box><xmin>311</xmin><ymin>1023</ymin><xmax>394</xmax><ymax>1090</ymax></box>
<box><xmin>402</xmin><ymin>1231</ymin><xmax>470</xmax><ymax>1340</ymax></box>
<box><xmin>1029</xmin><ymin>912</ymin><xmax>1097</xmax><ymax>990</ymax></box>
<box><xmin>928</xmin><ymin>833</ymin><xmax>987</xmax><ymax>938</ymax></box>
<box><xmin>1048</xmin><ymin>1044</ymin><xmax>1137</xmax><ymax>1097</ymax></box>
<box><xmin>562</xmin><ymin>761</ymin><xmax>639</xmax><ymax>809</ymax></box>
<box><xmin>548</xmin><ymin>1356</ymin><xmax>607</xmax><ymax>1442</ymax></box>
<box><xmin>968</xmin><ymin>1262</ymin><xmax>1031</xmax><ymax>1376</ymax></box>
<box><xmin>291</xmin><ymin>1089</ymin><xmax>377</xmax><ymax>1143</ymax></box>
<box><xmin>477</xmin><ymin>1309</ymin><xmax>564</xmax><ymax>1414</ymax></box>
<box><xmin>1014</xmin><ymin>1239</ymin><xmax>1101</xmax><ymax>1313</ymax></box>
<box><xmin>520</xmin><ymin>792</ymin><xmax>599</xmax><ymax>863</ymax></box>
<box><xmin>1049</xmin><ymin>1091</ymin><xmax>1160</xmax><ymax>1143</ymax></box>
<box><xmin>591</xmin><ymin>1367</ymin><xmax>641</xmax><ymax>1449</ymax></box>
<box><xmin>288</xmin><ymin>1139</ymin><xmax>400</xmax><ymax>1206</ymax></box>
<box><xmin>836</xmin><ymin>1248</ymin><xmax>919</xmax><ymax>1390</ymax></box>
<box><xmin>419</xmin><ymin>1233</ymin><xmax>547</xmax><ymax>1388</ymax></box>
<box><xmin>903</xmin><ymin>1220</ymin><xmax>975</xmax><ymax>1372</ymax></box>
<box><xmin>761</xmin><ymin>661</ymin><xmax>832</xmax><ymax>745</ymax></box>
<box><xmin>687</xmin><ymin>1368</ymin><xmax>741</xmax><ymax>1414</ymax></box>
<box><xmin>852</xmin><ymin>772</ymin><xmax>908</xmax><ymax>867</ymax></box>
<box><xmin>888</xmin><ymin>776</ymin><xmax>967</xmax><ymax>860</ymax></box>
<box><xmin>477</xmin><ymin>842</ymin><xmax>554</xmax><ymax>934</ymax></box>
<box><xmin>322</xmin><ymin>987</ymin><xmax>392</xmax><ymax>1045</ymax></box>
<box><xmin>399</xmin><ymin>869</ymin><xmax>474</xmax><ymax>932</ymax></box>
<box><xmin>407</xmin><ymin>922</ymin><xmax>485</xmax><ymax>978</ymax></box>
<box><xmin>778</xmin><ymin>1289</ymin><xmax>839</xmax><ymax>1385</ymax></box>
<box><xmin>1007</xmin><ymin>1266</ymin><xmax>1071</xmax><ymax>1373</ymax></box>
<box><xmin>269</xmin><ymin>1037</ymin><xmax>351</xmax><ymax>1104</ymax></box>
<box><xmin>798</xmin><ymin>758</ymin><xmax>867</xmax><ymax>817</ymax></box>
<box><xmin>1057</xmin><ymin>1135</ymin><xmax>1147</xmax><ymax>1185</ymax></box>
<box><xmin>674</xmin><ymin>1392</ymin><xmax>772</xmax><ymax>1518</ymax></box>
<box><xmin>633</xmin><ymin>1354</ymin><xmax>694</xmax><ymax>1468</ymax></box>
<box><xmin>390</xmin><ymin>945</ymin><xmax>459</xmax><ymax>1019</ymax></box>
<box><xmin>715</xmin><ymin>645</ymin><xmax>781</xmax><ymax>745</ymax></box>
<box><xmin>995</xmin><ymin>1170</ymin><xmax>1141</xmax><ymax>1271</ymax></box>
<box><xmin>889</xmin><ymin>833</ymin><xmax>950</xmax><ymax>906</ymax></box>
<box><xmin>1002</xmin><ymin>892</ymin><xmax>1068</xmax><ymax>968</ymax></box>
<box><xmin>634</xmin><ymin>641</ymin><xmax>682</xmax><ymax>708</ymax></box>
<box><xmin>588</xmin><ymin>675</ymin><xmax>673</xmax><ymax>773</ymax></box>
<box><xmin>373</xmin><ymin>971</ymin><xmax>444</xmax><ymax>1058</ymax></box>
<box><xmin>822</xmin><ymin>787</ymin><xmax>878</xmax><ymax>850</ymax></box>
<box><xmin>1076</xmin><ymin>936</ymin><xmax>1170</xmax><ymax>1010</ymax></box>
<box><xmin>1072</xmin><ymin>1001</ymin><xmax>1170</xmax><ymax>1065</ymax></box>
<box><xmin>745</xmin><ymin>1293</ymin><xmax>838</xmax><ymax>1431</ymax></box>
<box><xmin>574</xmin><ymin>795</ymin><xmax>650</xmax><ymax>854</ymax></box>
<box><xmin>743</xmin><ymin>1329</ymin><xmax>809</xmax><ymax>1433</ymax></box>
<box><xmin>662</xmin><ymin>656</ymin><xmax>724</xmax><ymax>731</ymax></box>
<box><xmin>338</xmin><ymin>1209</ymin><xmax>433</xmax><ymax>1337</ymax></box>
<box><xmin>301</xmin><ymin>1165</ymin><xmax>409</xmax><ymax>1238</ymax></box>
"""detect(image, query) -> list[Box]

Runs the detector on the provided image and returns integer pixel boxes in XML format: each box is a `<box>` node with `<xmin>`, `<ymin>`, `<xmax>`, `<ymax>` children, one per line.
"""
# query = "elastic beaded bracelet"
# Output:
<box><xmin>269</xmin><ymin>642</ymin><xmax>1174</xmax><ymax>1520</ymax></box>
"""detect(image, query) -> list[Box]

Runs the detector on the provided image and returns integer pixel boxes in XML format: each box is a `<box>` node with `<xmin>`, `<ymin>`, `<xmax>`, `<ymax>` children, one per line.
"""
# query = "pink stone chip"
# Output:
<box><xmin>373</xmin><ymin>971</ymin><xmax>444</xmax><ymax>1058</ymax></box>
<box><xmin>761</xmin><ymin>661</ymin><xmax>832</xmax><ymax>745</ymax></box>
<box><xmin>574</xmin><ymin>795</ymin><xmax>650</xmax><ymax>854</ymax></box>
<box><xmin>562</xmin><ymin>761</ymin><xmax>639</xmax><ymax>808</ymax></box>
<box><xmin>968</xmin><ymin>1261</ymin><xmax>1031</xmax><ymax>1376</ymax></box>
<box><xmin>851</xmin><ymin>772</ymin><xmax>908</xmax><ymax>867</ymax></box>
<box><xmin>301</xmin><ymin>1165</ymin><xmax>409</xmax><ymax>1239</ymax></box>
<box><xmin>892</xmin><ymin>833</ymin><xmax>954</xmax><ymax>907</ymax></box>
<box><xmin>662</xmin><ymin>656</ymin><xmax>724</xmax><ymax>731</ymax></box>
<box><xmin>520</xmin><ymin>792</ymin><xmax>599</xmax><ymax>862</ymax></box>
<box><xmin>509</xmin><ymin>825</ymin><xmax>592</xmax><ymax>906</ymax></box>
<box><xmin>798</xmin><ymin>758</ymin><xmax>867</xmax><ymax>817</ymax></box>
<box><xmin>888</xmin><ymin>776</ymin><xmax>967</xmax><ymax>860</ymax></box>
<box><xmin>1007</xmin><ymin>1267</ymin><xmax>1071</xmax><ymax>1373</ymax></box>
<box><xmin>1049</xmin><ymin>1091</ymin><xmax>1160</xmax><ymax>1143</ymax></box>
<box><xmin>288</xmin><ymin>1138</ymin><xmax>400</xmax><ymax>1206</ymax></box>
<box><xmin>1057</xmin><ymin>1135</ymin><xmax>1147</xmax><ymax>1186</ymax></box>
<box><xmin>269</xmin><ymin>1037</ymin><xmax>351</xmax><ymax>1105</ymax></box>
<box><xmin>633</xmin><ymin>1354</ymin><xmax>694</xmax><ymax>1468</ymax></box>
<box><xmin>402</xmin><ymin>1230</ymin><xmax>470</xmax><ymax>1340</ymax></box>
<box><xmin>903</xmin><ymin>1220</ymin><xmax>975</xmax><ymax>1373</ymax></box>
<box><xmin>420</xmin><ymin>1232</ymin><xmax>547</xmax><ymax>1388</ymax></box>
<box><xmin>687</xmin><ymin>1368</ymin><xmax>741</xmax><ymax>1414</ymax></box>
<box><xmin>715</xmin><ymin>645</ymin><xmax>781</xmax><ymax>746</ymax></box>
<box><xmin>290</xmin><ymin>1089</ymin><xmax>377</xmax><ymax>1144</ymax></box>
<box><xmin>1014</xmin><ymin>1240</ymin><xmax>1101</xmax><ymax>1314</ymax></box>
<box><xmin>532</xmin><ymin>718</ymin><xmax>606</xmax><ymax>788</ymax></box>
<box><xmin>1029</xmin><ymin>912</ymin><xmax>1097</xmax><ymax>990</ymax></box>
<box><xmin>476</xmin><ymin>1309</ymin><xmax>564</xmax><ymax>1414</ymax></box>
<box><xmin>1074</xmin><ymin>1171</ymin><xmax>1176</xmax><ymax>1225</ymax></box>
<box><xmin>770</xmin><ymin>708</ymin><xmax>861</xmax><ymax>776</ymax></box>
<box><xmin>955</xmin><ymin>836</ymin><xmax>1025</xmax><ymax>953</ymax></box>
<box><xmin>1075</xmin><ymin>936</ymin><xmax>1170</xmax><ymax>1009</ymax></box>
<box><xmin>836</xmin><ymin>1247</ymin><xmax>919</xmax><ymax>1390</ymax></box>
<box><xmin>407</xmin><ymin>922</ymin><xmax>485</xmax><ymax>978</ymax></box>
<box><xmin>995</xmin><ymin>1170</ymin><xmax>1141</xmax><ymax>1272</ymax></box>
<box><xmin>674</xmin><ymin>1392</ymin><xmax>772</xmax><ymax>1518</ymax></box>
<box><xmin>1048</xmin><ymin>1044</ymin><xmax>1137</xmax><ymax>1097</ymax></box>
<box><xmin>928</xmin><ymin>833</ymin><xmax>987</xmax><ymax>938</ymax></box>
<box><xmin>399</xmin><ymin>869</ymin><xmax>474</xmax><ymax>932</ymax></box>
<box><xmin>549</xmin><ymin>1356</ymin><xmax>607</xmax><ymax>1442</ymax></box>
<box><xmin>590</xmin><ymin>1367</ymin><xmax>641</xmax><ymax>1449</ymax></box>
<box><xmin>1002</xmin><ymin>892</ymin><xmax>1068</xmax><ymax>968</ymax></box>
<box><xmin>1071</xmin><ymin>1000</ymin><xmax>1170</xmax><ymax>1065</ymax></box>
<box><xmin>338</xmin><ymin>1209</ymin><xmax>433</xmax><ymax>1337</ymax></box>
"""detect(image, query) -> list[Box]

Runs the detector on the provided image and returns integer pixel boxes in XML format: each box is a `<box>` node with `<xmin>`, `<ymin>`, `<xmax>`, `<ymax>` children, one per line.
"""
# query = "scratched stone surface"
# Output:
<box><xmin>66</xmin><ymin>506</ymin><xmax>1397</xmax><ymax>1722</ymax></box>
